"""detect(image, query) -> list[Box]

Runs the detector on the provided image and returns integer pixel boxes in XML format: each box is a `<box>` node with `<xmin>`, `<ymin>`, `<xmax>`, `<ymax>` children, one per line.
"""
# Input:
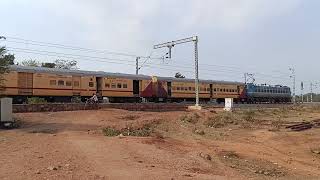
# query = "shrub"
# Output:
<box><xmin>180</xmin><ymin>113</ymin><xmax>200</xmax><ymax>124</ymax></box>
<box><xmin>204</xmin><ymin>112</ymin><xmax>236</xmax><ymax>128</ymax></box>
<box><xmin>102</xmin><ymin>127</ymin><xmax>121</xmax><ymax>136</ymax></box>
<box><xmin>27</xmin><ymin>97</ymin><xmax>47</xmax><ymax>104</ymax></box>
<box><xmin>242</xmin><ymin>110</ymin><xmax>256</xmax><ymax>122</ymax></box>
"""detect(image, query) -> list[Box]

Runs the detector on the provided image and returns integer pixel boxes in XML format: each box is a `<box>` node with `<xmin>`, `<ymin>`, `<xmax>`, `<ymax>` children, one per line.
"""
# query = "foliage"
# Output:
<box><xmin>27</xmin><ymin>97</ymin><xmax>47</xmax><ymax>104</ymax></box>
<box><xmin>242</xmin><ymin>110</ymin><xmax>256</xmax><ymax>122</ymax></box>
<box><xmin>180</xmin><ymin>113</ymin><xmax>200</xmax><ymax>124</ymax></box>
<box><xmin>2</xmin><ymin>54</ymin><xmax>15</xmax><ymax>65</ymax></box>
<box><xmin>205</xmin><ymin>112</ymin><xmax>236</xmax><ymax>128</ymax></box>
<box><xmin>21</xmin><ymin>59</ymin><xmax>39</xmax><ymax>67</ymax></box>
<box><xmin>174</xmin><ymin>72</ymin><xmax>185</xmax><ymax>78</ymax></box>
<box><xmin>41</xmin><ymin>62</ymin><xmax>56</xmax><ymax>68</ymax></box>
<box><xmin>103</xmin><ymin>123</ymin><xmax>157</xmax><ymax>137</ymax></box>
<box><xmin>54</xmin><ymin>59</ymin><xmax>77</xmax><ymax>70</ymax></box>
<box><xmin>102</xmin><ymin>127</ymin><xmax>121</xmax><ymax>136</ymax></box>
<box><xmin>0</xmin><ymin>47</ymin><xmax>11</xmax><ymax>87</ymax></box>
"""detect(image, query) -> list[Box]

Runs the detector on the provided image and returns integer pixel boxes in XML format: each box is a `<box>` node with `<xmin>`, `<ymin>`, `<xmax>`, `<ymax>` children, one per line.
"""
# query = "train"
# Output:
<box><xmin>0</xmin><ymin>65</ymin><xmax>291</xmax><ymax>104</ymax></box>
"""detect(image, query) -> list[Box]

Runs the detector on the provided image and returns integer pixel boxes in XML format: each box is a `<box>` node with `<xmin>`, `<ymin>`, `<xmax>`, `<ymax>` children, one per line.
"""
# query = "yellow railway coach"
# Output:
<box><xmin>1</xmin><ymin>65</ymin><xmax>245</xmax><ymax>103</ymax></box>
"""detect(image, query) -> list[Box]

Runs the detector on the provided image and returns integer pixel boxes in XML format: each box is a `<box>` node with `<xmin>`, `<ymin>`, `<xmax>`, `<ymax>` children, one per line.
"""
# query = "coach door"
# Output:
<box><xmin>18</xmin><ymin>72</ymin><xmax>33</xmax><ymax>95</ymax></box>
<box><xmin>167</xmin><ymin>82</ymin><xmax>172</xmax><ymax>97</ymax></box>
<box><xmin>96</xmin><ymin>77</ymin><xmax>103</xmax><ymax>96</ymax></box>
<box><xmin>210</xmin><ymin>84</ymin><xmax>213</xmax><ymax>98</ymax></box>
<box><xmin>133</xmin><ymin>80</ymin><xmax>139</xmax><ymax>96</ymax></box>
<box><xmin>72</xmin><ymin>76</ymin><xmax>81</xmax><ymax>96</ymax></box>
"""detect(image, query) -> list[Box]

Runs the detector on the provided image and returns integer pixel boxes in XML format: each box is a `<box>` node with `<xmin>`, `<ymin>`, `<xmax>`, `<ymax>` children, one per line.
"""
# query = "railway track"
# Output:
<box><xmin>12</xmin><ymin>102</ymin><xmax>299</xmax><ymax>113</ymax></box>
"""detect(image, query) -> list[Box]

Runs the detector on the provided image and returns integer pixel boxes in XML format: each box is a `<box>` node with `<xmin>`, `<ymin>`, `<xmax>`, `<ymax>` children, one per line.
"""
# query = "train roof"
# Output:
<box><xmin>247</xmin><ymin>83</ymin><xmax>290</xmax><ymax>88</ymax></box>
<box><xmin>9</xmin><ymin>65</ymin><xmax>151</xmax><ymax>80</ymax></box>
<box><xmin>157</xmin><ymin>76</ymin><xmax>244</xmax><ymax>85</ymax></box>
<box><xmin>9</xmin><ymin>65</ymin><xmax>244</xmax><ymax>85</ymax></box>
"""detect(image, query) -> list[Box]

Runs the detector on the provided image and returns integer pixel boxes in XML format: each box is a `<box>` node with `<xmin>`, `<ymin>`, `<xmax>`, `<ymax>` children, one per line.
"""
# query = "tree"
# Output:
<box><xmin>174</xmin><ymin>72</ymin><xmax>185</xmax><ymax>78</ymax></box>
<box><xmin>21</xmin><ymin>59</ymin><xmax>39</xmax><ymax>67</ymax></box>
<box><xmin>41</xmin><ymin>62</ymin><xmax>56</xmax><ymax>68</ymax></box>
<box><xmin>54</xmin><ymin>59</ymin><xmax>77</xmax><ymax>70</ymax></box>
<box><xmin>2</xmin><ymin>54</ymin><xmax>15</xmax><ymax>65</ymax></box>
<box><xmin>0</xmin><ymin>47</ymin><xmax>10</xmax><ymax>88</ymax></box>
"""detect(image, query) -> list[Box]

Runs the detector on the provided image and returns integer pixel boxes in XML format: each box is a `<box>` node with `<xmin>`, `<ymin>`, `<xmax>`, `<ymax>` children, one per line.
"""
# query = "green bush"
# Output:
<box><xmin>27</xmin><ymin>97</ymin><xmax>47</xmax><ymax>104</ymax></box>
<box><xmin>102</xmin><ymin>127</ymin><xmax>121</xmax><ymax>136</ymax></box>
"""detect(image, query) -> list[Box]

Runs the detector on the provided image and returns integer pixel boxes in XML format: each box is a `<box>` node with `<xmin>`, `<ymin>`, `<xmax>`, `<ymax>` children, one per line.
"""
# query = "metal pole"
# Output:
<box><xmin>244</xmin><ymin>73</ymin><xmax>247</xmax><ymax>84</ymax></box>
<box><xmin>194</xmin><ymin>36</ymin><xmax>199</xmax><ymax>106</ymax></box>
<box><xmin>301</xmin><ymin>81</ymin><xmax>303</xmax><ymax>103</ymax></box>
<box><xmin>311</xmin><ymin>82</ymin><xmax>313</xmax><ymax>103</ymax></box>
<box><xmin>293</xmin><ymin>72</ymin><xmax>296</xmax><ymax>103</ymax></box>
<box><xmin>135</xmin><ymin>57</ymin><xmax>140</xmax><ymax>75</ymax></box>
<box><xmin>290</xmin><ymin>68</ymin><xmax>296</xmax><ymax>104</ymax></box>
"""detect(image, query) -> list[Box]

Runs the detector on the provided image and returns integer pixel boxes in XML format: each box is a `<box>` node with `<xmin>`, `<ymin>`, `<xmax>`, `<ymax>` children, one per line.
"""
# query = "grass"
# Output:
<box><xmin>204</xmin><ymin>112</ymin><xmax>237</xmax><ymax>128</ymax></box>
<box><xmin>102</xmin><ymin>127</ymin><xmax>121</xmax><ymax>136</ymax></box>
<box><xmin>103</xmin><ymin>123</ymin><xmax>158</xmax><ymax>137</ymax></box>
<box><xmin>27</xmin><ymin>97</ymin><xmax>47</xmax><ymax>104</ymax></box>
<box><xmin>180</xmin><ymin>113</ymin><xmax>200</xmax><ymax>124</ymax></box>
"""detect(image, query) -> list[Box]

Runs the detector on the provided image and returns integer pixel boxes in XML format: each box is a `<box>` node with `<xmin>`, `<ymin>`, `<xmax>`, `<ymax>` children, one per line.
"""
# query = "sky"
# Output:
<box><xmin>1</xmin><ymin>0</ymin><xmax>320</xmax><ymax>93</ymax></box>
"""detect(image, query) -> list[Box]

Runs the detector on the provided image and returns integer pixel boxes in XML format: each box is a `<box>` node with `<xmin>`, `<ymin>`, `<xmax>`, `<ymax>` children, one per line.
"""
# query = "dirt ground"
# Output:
<box><xmin>1</xmin><ymin>105</ymin><xmax>320</xmax><ymax>180</ymax></box>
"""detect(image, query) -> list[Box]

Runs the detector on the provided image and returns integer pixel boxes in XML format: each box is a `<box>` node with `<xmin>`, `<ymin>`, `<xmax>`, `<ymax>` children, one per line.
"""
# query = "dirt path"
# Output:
<box><xmin>1</xmin><ymin>108</ymin><xmax>320</xmax><ymax>179</ymax></box>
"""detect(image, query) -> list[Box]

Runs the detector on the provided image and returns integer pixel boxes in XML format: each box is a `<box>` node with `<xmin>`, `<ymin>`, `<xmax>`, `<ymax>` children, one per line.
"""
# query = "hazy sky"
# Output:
<box><xmin>1</xmin><ymin>0</ymin><xmax>319</xmax><ymax>93</ymax></box>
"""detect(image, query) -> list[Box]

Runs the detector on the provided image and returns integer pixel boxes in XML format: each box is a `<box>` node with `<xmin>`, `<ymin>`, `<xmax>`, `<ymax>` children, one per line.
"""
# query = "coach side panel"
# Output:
<box><xmin>102</xmin><ymin>77</ymin><xmax>133</xmax><ymax>97</ymax></box>
<box><xmin>1</xmin><ymin>71</ymin><xmax>19</xmax><ymax>95</ymax></box>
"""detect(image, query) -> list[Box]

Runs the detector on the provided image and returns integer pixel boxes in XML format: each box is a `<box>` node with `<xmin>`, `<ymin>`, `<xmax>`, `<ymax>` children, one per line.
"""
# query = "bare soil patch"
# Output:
<box><xmin>1</xmin><ymin>105</ymin><xmax>320</xmax><ymax>179</ymax></box>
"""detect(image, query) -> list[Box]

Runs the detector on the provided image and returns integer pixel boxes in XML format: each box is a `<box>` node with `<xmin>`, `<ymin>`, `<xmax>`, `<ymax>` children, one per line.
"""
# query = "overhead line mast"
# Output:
<box><xmin>153</xmin><ymin>36</ymin><xmax>200</xmax><ymax>107</ymax></box>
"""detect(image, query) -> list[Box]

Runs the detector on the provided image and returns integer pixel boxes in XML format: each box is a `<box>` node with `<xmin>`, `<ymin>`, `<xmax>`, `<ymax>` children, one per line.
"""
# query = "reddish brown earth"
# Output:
<box><xmin>1</xmin><ymin>107</ymin><xmax>320</xmax><ymax>180</ymax></box>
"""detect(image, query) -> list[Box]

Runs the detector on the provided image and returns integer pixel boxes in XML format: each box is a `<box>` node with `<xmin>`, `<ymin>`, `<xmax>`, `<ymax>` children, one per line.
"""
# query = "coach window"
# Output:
<box><xmin>189</xmin><ymin>87</ymin><xmax>192</xmax><ymax>91</ymax></box>
<box><xmin>105</xmin><ymin>83</ymin><xmax>110</xmax><ymax>88</ymax></box>
<box><xmin>58</xmin><ymin>80</ymin><xmax>64</xmax><ymax>86</ymax></box>
<box><xmin>185</xmin><ymin>87</ymin><xmax>188</xmax><ymax>91</ymax></box>
<box><xmin>89</xmin><ymin>82</ymin><xmax>94</xmax><ymax>87</ymax></box>
<box><xmin>192</xmin><ymin>87</ymin><xmax>195</xmax><ymax>91</ymax></box>
<box><xmin>66</xmin><ymin>81</ymin><xmax>72</xmax><ymax>86</ymax></box>
<box><xmin>123</xmin><ymin>83</ymin><xmax>127</xmax><ymax>88</ymax></box>
<box><xmin>74</xmin><ymin>81</ymin><xmax>80</xmax><ymax>87</ymax></box>
<box><xmin>117</xmin><ymin>83</ymin><xmax>122</xmax><ymax>88</ymax></box>
<box><xmin>177</xmin><ymin>87</ymin><xmax>180</xmax><ymax>91</ymax></box>
<box><xmin>111</xmin><ymin>83</ymin><xmax>116</xmax><ymax>88</ymax></box>
<box><xmin>50</xmin><ymin>80</ymin><xmax>56</xmax><ymax>86</ymax></box>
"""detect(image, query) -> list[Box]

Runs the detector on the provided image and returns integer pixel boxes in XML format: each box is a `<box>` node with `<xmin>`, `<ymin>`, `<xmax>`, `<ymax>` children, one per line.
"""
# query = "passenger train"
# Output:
<box><xmin>0</xmin><ymin>65</ymin><xmax>291</xmax><ymax>104</ymax></box>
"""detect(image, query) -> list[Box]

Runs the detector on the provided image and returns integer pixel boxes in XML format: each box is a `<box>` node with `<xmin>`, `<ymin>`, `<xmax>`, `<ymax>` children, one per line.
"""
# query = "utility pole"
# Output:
<box><xmin>154</xmin><ymin>36</ymin><xmax>200</xmax><ymax>107</ymax></box>
<box><xmin>310</xmin><ymin>82</ymin><xmax>313</xmax><ymax>103</ymax></box>
<box><xmin>244</xmin><ymin>73</ymin><xmax>255</xmax><ymax>84</ymax></box>
<box><xmin>301</xmin><ymin>81</ymin><xmax>304</xmax><ymax>103</ymax></box>
<box><xmin>135</xmin><ymin>57</ymin><xmax>140</xmax><ymax>75</ymax></box>
<box><xmin>289</xmin><ymin>68</ymin><xmax>296</xmax><ymax>103</ymax></box>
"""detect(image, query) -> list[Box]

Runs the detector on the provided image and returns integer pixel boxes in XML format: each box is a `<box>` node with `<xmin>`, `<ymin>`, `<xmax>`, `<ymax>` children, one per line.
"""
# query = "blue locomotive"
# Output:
<box><xmin>244</xmin><ymin>83</ymin><xmax>291</xmax><ymax>103</ymax></box>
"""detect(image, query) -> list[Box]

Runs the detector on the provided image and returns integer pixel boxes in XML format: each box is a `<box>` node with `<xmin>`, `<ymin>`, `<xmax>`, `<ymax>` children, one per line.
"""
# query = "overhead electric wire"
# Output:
<box><xmin>4</xmin><ymin>36</ymin><xmax>291</xmax><ymax>79</ymax></box>
<box><xmin>8</xmin><ymin>46</ymin><xmax>290</xmax><ymax>83</ymax></box>
<box><xmin>4</xmin><ymin>36</ymin><xmax>162</xmax><ymax>60</ymax></box>
<box><xmin>3</xmin><ymin>37</ymin><xmax>292</xmax><ymax>84</ymax></box>
<box><xmin>9</xmin><ymin>49</ymin><xmax>243</xmax><ymax>80</ymax></box>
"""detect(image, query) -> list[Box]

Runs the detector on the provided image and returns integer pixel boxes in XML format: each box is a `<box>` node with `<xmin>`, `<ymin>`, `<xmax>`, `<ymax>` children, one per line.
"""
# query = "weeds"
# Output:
<box><xmin>180</xmin><ymin>113</ymin><xmax>200</xmax><ymax>124</ymax></box>
<box><xmin>242</xmin><ymin>110</ymin><xmax>256</xmax><ymax>122</ymax></box>
<box><xmin>204</xmin><ymin>112</ymin><xmax>236</xmax><ymax>128</ymax></box>
<box><xmin>103</xmin><ymin>122</ymin><xmax>158</xmax><ymax>137</ymax></box>
<box><xmin>102</xmin><ymin>127</ymin><xmax>121</xmax><ymax>136</ymax></box>
<box><xmin>27</xmin><ymin>97</ymin><xmax>47</xmax><ymax>104</ymax></box>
